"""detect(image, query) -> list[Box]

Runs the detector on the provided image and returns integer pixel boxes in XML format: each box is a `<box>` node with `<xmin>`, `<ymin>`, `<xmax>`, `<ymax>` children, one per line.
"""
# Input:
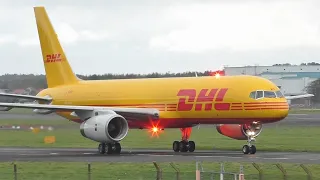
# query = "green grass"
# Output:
<box><xmin>0</xmin><ymin>119</ymin><xmax>75</xmax><ymax>126</ymax></box>
<box><xmin>0</xmin><ymin>118</ymin><xmax>320</xmax><ymax>179</ymax></box>
<box><xmin>1</xmin><ymin>123</ymin><xmax>320</xmax><ymax>152</ymax></box>
<box><xmin>0</xmin><ymin>162</ymin><xmax>318</xmax><ymax>180</ymax></box>
<box><xmin>289</xmin><ymin>109</ymin><xmax>320</xmax><ymax>113</ymax></box>
<box><xmin>1</xmin><ymin>108</ymin><xmax>34</xmax><ymax>114</ymax></box>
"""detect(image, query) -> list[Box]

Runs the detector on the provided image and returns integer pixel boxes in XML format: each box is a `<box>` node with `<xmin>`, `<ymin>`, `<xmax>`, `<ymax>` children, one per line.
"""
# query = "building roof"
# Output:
<box><xmin>260</xmin><ymin>72</ymin><xmax>320</xmax><ymax>78</ymax></box>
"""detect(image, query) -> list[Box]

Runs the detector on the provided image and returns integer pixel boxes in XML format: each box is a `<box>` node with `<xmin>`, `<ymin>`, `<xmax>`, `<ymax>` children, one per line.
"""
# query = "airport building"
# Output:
<box><xmin>222</xmin><ymin>65</ymin><xmax>320</xmax><ymax>106</ymax></box>
<box><xmin>223</xmin><ymin>65</ymin><xmax>320</xmax><ymax>95</ymax></box>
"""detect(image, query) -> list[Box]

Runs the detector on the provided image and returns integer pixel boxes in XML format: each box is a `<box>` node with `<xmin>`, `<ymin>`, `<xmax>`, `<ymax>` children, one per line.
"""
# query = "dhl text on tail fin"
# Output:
<box><xmin>34</xmin><ymin>7</ymin><xmax>79</xmax><ymax>88</ymax></box>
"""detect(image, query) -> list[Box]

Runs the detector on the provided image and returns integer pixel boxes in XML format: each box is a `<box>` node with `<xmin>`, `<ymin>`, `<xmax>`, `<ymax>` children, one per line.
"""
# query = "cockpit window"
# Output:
<box><xmin>249</xmin><ymin>91</ymin><xmax>256</xmax><ymax>99</ymax></box>
<box><xmin>276</xmin><ymin>90</ymin><xmax>284</xmax><ymax>98</ymax></box>
<box><xmin>264</xmin><ymin>91</ymin><xmax>276</xmax><ymax>98</ymax></box>
<box><xmin>256</xmin><ymin>91</ymin><xmax>263</xmax><ymax>99</ymax></box>
<box><xmin>249</xmin><ymin>90</ymin><xmax>283</xmax><ymax>99</ymax></box>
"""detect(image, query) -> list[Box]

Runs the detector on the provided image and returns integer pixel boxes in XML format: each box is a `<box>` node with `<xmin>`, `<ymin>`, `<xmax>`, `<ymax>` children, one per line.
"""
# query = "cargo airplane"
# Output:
<box><xmin>0</xmin><ymin>7</ymin><xmax>314</xmax><ymax>155</ymax></box>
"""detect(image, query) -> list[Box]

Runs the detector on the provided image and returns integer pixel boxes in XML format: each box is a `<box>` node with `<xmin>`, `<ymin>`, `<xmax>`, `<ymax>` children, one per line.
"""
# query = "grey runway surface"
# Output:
<box><xmin>1</xmin><ymin>147</ymin><xmax>320</xmax><ymax>164</ymax></box>
<box><xmin>270</xmin><ymin>113</ymin><xmax>320</xmax><ymax>127</ymax></box>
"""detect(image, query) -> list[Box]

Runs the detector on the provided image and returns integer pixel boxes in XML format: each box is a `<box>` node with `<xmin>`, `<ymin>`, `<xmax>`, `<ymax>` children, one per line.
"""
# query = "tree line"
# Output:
<box><xmin>306</xmin><ymin>79</ymin><xmax>320</xmax><ymax>103</ymax></box>
<box><xmin>0</xmin><ymin>71</ymin><xmax>214</xmax><ymax>90</ymax></box>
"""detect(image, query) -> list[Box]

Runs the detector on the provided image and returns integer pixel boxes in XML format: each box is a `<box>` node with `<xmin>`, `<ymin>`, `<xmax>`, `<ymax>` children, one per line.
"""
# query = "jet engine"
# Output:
<box><xmin>80</xmin><ymin>113</ymin><xmax>129</xmax><ymax>143</ymax></box>
<box><xmin>216</xmin><ymin>122</ymin><xmax>262</xmax><ymax>140</ymax></box>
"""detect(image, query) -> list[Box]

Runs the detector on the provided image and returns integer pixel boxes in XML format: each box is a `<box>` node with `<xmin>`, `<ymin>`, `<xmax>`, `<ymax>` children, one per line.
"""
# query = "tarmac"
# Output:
<box><xmin>0</xmin><ymin>112</ymin><xmax>320</xmax><ymax>163</ymax></box>
<box><xmin>1</xmin><ymin>147</ymin><xmax>320</xmax><ymax>164</ymax></box>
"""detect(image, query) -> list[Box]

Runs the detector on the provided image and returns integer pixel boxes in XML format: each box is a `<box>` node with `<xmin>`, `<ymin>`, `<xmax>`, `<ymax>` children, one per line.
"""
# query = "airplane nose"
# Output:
<box><xmin>280</xmin><ymin>107</ymin><xmax>289</xmax><ymax>118</ymax></box>
<box><xmin>278</xmin><ymin>101</ymin><xmax>289</xmax><ymax>118</ymax></box>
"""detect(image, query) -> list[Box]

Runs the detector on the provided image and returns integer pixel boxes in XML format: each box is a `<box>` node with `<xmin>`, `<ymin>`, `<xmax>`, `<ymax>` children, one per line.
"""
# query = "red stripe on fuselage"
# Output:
<box><xmin>245</xmin><ymin>107</ymin><xmax>289</xmax><ymax>110</ymax></box>
<box><xmin>231</xmin><ymin>105</ymin><xmax>242</xmax><ymax>108</ymax></box>
<box><xmin>245</xmin><ymin>105</ymin><xmax>288</xmax><ymax>108</ymax></box>
<box><xmin>244</xmin><ymin>102</ymin><xmax>287</xmax><ymax>105</ymax></box>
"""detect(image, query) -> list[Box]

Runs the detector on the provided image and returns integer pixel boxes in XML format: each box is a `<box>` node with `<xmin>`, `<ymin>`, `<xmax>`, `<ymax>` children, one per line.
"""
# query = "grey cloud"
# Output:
<box><xmin>0</xmin><ymin>0</ymin><xmax>319</xmax><ymax>75</ymax></box>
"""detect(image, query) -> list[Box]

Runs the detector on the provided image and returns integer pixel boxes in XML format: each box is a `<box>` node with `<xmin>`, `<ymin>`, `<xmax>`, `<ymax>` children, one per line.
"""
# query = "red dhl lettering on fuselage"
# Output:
<box><xmin>45</xmin><ymin>54</ymin><xmax>62</xmax><ymax>63</ymax></box>
<box><xmin>177</xmin><ymin>88</ymin><xmax>230</xmax><ymax>111</ymax></box>
<box><xmin>72</xmin><ymin>88</ymin><xmax>288</xmax><ymax>112</ymax></box>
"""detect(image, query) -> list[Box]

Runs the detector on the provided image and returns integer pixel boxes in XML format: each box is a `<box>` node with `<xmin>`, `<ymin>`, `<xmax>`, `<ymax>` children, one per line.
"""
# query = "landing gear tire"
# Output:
<box><xmin>114</xmin><ymin>143</ymin><xmax>121</xmax><ymax>154</ymax></box>
<box><xmin>242</xmin><ymin>145</ymin><xmax>256</xmax><ymax>154</ymax></box>
<box><xmin>98</xmin><ymin>143</ymin><xmax>106</xmax><ymax>154</ymax></box>
<box><xmin>250</xmin><ymin>145</ymin><xmax>256</xmax><ymax>154</ymax></box>
<box><xmin>98</xmin><ymin>143</ymin><xmax>122</xmax><ymax>155</ymax></box>
<box><xmin>179</xmin><ymin>141</ymin><xmax>188</xmax><ymax>152</ymax></box>
<box><xmin>188</xmin><ymin>141</ymin><xmax>195</xmax><ymax>152</ymax></box>
<box><xmin>172</xmin><ymin>141</ymin><xmax>196</xmax><ymax>152</ymax></box>
<box><xmin>242</xmin><ymin>145</ymin><xmax>250</xmax><ymax>154</ymax></box>
<box><xmin>173</xmin><ymin>141</ymin><xmax>180</xmax><ymax>152</ymax></box>
<box><xmin>106</xmin><ymin>143</ymin><xmax>113</xmax><ymax>154</ymax></box>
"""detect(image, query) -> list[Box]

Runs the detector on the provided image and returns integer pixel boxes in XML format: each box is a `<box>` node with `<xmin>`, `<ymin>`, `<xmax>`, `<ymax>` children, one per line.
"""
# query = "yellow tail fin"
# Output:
<box><xmin>34</xmin><ymin>7</ymin><xmax>79</xmax><ymax>88</ymax></box>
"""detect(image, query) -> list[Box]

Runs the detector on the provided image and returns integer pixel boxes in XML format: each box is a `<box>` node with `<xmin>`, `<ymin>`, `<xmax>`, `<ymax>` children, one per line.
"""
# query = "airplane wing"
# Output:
<box><xmin>0</xmin><ymin>102</ymin><xmax>159</xmax><ymax>121</ymax></box>
<box><xmin>285</xmin><ymin>94</ymin><xmax>314</xmax><ymax>100</ymax></box>
<box><xmin>0</xmin><ymin>92</ymin><xmax>52</xmax><ymax>102</ymax></box>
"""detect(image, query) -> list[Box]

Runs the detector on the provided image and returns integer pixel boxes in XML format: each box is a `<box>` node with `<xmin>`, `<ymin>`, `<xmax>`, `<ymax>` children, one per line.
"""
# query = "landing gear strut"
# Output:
<box><xmin>172</xmin><ymin>127</ymin><xmax>195</xmax><ymax>152</ymax></box>
<box><xmin>242</xmin><ymin>136</ymin><xmax>256</xmax><ymax>154</ymax></box>
<box><xmin>98</xmin><ymin>142</ymin><xmax>121</xmax><ymax>154</ymax></box>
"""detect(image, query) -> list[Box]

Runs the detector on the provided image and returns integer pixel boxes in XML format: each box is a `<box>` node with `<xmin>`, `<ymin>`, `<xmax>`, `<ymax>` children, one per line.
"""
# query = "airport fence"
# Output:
<box><xmin>1</xmin><ymin>161</ymin><xmax>319</xmax><ymax>180</ymax></box>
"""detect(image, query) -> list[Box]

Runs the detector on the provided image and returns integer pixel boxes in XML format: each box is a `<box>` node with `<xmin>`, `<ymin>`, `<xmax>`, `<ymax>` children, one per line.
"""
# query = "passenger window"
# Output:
<box><xmin>264</xmin><ymin>91</ymin><xmax>276</xmax><ymax>98</ymax></box>
<box><xmin>256</xmin><ymin>91</ymin><xmax>263</xmax><ymax>99</ymax></box>
<box><xmin>276</xmin><ymin>91</ymin><xmax>284</xmax><ymax>98</ymax></box>
<box><xmin>249</xmin><ymin>91</ymin><xmax>256</xmax><ymax>99</ymax></box>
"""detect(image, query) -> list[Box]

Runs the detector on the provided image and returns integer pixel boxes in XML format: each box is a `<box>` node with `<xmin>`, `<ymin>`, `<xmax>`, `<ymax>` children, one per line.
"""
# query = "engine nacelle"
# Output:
<box><xmin>216</xmin><ymin>122</ymin><xmax>262</xmax><ymax>140</ymax></box>
<box><xmin>80</xmin><ymin>112</ymin><xmax>129</xmax><ymax>143</ymax></box>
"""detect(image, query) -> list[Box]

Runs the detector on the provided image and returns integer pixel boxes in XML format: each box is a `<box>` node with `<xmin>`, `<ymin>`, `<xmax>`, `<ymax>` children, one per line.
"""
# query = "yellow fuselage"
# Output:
<box><xmin>37</xmin><ymin>75</ymin><xmax>289</xmax><ymax>129</ymax></box>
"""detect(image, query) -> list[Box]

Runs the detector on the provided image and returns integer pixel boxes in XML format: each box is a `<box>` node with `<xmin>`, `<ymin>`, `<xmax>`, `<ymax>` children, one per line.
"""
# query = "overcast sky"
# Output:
<box><xmin>0</xmin><ymin>0</ymin><xmax>320</xmax><ymax>75</ymax></box>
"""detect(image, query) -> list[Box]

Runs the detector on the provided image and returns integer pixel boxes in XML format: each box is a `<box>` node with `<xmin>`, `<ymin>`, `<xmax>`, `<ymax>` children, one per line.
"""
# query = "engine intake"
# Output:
<box><xmin>80</xmin><ymin>112</ymin><xmax>129</xmax><ymax>143</ymax></box>
<box><xmin>216</xmin><ymin>122</ymin><xmax>262</xmax><ymax>140</ymax></box>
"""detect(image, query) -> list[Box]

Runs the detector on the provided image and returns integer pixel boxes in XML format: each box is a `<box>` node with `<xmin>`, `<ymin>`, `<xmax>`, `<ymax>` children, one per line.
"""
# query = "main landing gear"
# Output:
<box><xmin>98</xmin><ymin>142</ymin><xmax>121</xmax><ymax>154</ymax></box>
<box><xmin>242</xmin><ymin>137</ymin><xmax>256</xmax><ymax>154</ymax></box>
<box><xmin>172</xmin><ymin>127</ymin><xmax>195</xmax><ymax>152</ymax></box>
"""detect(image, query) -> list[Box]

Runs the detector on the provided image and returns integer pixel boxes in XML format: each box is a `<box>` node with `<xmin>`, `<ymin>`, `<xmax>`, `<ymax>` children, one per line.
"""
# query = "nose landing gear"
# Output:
<box><xmin>242</xmin><ymin>136</ymin><xmax>256</xmax><ymax>154</ymax></box>
<box><xmin>241</xmin><ymin>122</ymin><xmax>262</xmax><ymax>154</ymax></box>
